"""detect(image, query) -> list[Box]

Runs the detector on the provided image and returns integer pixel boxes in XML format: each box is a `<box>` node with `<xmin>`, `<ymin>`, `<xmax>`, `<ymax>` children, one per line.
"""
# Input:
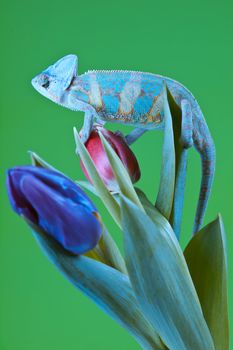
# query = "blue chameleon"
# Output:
<box><xmin>32</xmin><ymin>54</ymin><xmax>215</xmax><ymax>236</ymax></box>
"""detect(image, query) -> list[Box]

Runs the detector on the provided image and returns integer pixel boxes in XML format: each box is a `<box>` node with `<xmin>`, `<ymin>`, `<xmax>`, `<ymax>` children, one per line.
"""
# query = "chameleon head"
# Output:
<box><xmin>31</xmin><ymin>54</ymin><xmax>78</xmax><ymax>105</ymax></box>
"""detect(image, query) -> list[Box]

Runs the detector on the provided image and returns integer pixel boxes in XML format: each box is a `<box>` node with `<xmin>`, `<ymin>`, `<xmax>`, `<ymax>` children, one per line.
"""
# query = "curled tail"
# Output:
<box><xmin>193</xmin><ymin>143</ymin><xmax>216</xmax><ymax>233</ymax></box>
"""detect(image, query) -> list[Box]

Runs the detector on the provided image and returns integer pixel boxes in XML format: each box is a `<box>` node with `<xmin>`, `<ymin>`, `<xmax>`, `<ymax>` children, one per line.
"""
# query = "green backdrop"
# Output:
<box><xmin>0</xmin><ymin>0</ymin><xmax>232</xmax><ymax>349</ymax></box>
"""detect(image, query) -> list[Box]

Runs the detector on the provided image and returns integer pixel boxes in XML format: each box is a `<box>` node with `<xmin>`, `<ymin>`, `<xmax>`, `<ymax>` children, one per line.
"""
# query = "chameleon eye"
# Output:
<box><xmin>42</xmin><ymin>79</ymin><xmax>50</xmax><ymax>89</ymax></box>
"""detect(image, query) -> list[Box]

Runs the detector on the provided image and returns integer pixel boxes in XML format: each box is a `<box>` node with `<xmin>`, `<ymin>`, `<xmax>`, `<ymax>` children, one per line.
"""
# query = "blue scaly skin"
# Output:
<box><xmin>32</xmin><ymin>55</ymin><xmax>215</xmax><ymax>235</ymax></box>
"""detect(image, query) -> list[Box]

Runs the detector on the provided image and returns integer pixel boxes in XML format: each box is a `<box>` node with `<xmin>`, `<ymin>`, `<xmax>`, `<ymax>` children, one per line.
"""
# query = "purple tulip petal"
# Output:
<box><xmin>7</xmin><ymin>169</ymin><xmax>38</xmax><ymax>223</ymax></box>
<box><xmin>9</xmin><ymin>166</ymin><xmax>97</xmax><ymax>210</ymax></box>
<box><xmin>20</xmin><ymin>174</ymin><xmax>102</xmax><ymax>254</ymax></box>
<box><xmin>6</xmin><ymin>166</ymin><xmax>103</xmax><ymax>255</ymax></box>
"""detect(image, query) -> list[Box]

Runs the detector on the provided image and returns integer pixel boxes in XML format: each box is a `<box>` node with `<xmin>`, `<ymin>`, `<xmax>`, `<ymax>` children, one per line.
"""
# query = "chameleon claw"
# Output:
<box><xmin>74</xmin><ymin>126</ymin><xmax>89</xmax><ymax>144</ymax></box>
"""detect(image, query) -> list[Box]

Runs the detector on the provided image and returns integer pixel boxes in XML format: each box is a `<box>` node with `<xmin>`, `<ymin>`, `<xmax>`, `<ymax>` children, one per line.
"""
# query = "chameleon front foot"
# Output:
<box><xmin>79</xmin><ymin>129</ymin><xmax>90</xmax><ymax>144</ymax></box>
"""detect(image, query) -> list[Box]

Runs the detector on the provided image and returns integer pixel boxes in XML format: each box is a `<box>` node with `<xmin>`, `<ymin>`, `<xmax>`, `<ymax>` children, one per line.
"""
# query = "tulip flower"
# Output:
<box><xmin>80</xmin><ymin>126</ymin><xmax>141</xmax><ymax>192</ymax></box>
<box><xmin>6</xmin><ymin>166</ymin><xmax>102</xmax><ymax>255</ymax></box>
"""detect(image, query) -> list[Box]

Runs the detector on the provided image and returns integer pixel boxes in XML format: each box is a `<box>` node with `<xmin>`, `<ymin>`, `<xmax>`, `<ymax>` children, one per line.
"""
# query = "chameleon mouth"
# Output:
<box><xmin>31</xmin><ymin>77</ymin><xmax>38</xmax><ymax>90</ymax></box>
<box><xmin>31</xmin><ymin>77</ymin><xmax>59</xmax><ymax>103</ymax></box>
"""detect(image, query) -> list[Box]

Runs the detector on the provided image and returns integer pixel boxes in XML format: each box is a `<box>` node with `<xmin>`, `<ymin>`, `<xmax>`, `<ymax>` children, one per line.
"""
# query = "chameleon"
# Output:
<box><xmin>31</xmin><ymin>54</ymin><xmax>215</xmax><ymax>236</ymax></box>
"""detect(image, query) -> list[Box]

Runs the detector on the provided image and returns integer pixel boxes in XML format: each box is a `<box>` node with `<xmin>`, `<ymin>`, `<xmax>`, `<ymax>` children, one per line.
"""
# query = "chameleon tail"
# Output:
<box><xmin>193</xmin><ymin>144</ymin><xmax>216</xmax><ymax>234</ymax></box>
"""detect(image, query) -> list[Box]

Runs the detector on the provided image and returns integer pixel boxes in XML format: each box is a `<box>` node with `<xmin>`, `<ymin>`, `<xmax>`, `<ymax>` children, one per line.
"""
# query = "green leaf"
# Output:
<box><xmin>29</xmin><ymin>151</ymin><xmax>57</xmax><ymax>170</ymax></box>
<box><xmin>73</xmin><ymin>127</ymin><xmax>121</xmax><ymax>227</ymax></box>
<box><xmin>136</xmin><ymin>188</ymin><xmax>176</xmax><ymax>241</ymax></box>
<box><xmin>76</xmin><ymin>180</ymin><xmax>120</xmax><ymax>199</ymax></box>
<box><xmin>99</xmin><ymin>132</ymin><xmax>144</xmax><ymax>211</ymax></box>
<box><xmin>184</xmin><ymin>215</ymin><xmax>229</xmax><ymax>350</ymax></box>
<box><xmin>121</xmin><ymin>195</ymin><xmax>215</xmax><ymax>350</ymax></box>
<box><xmin>155</xmin><ymin>83</ymin><xmax>175</xmax><ymax>220</ymax></box>
<box><xmin>98</xmin><ymin>226</ymin><xmax>128</xmax><ymax>275</ymax></box>
<box><xmin>31</xmin><ymin>225</ymin><xmax>166</xmax><ymax>350</ymax></box>
<box><xmin>75</xmin><ymin>180</ymin><xmax>99</xmax><ymax>196</ymax></box>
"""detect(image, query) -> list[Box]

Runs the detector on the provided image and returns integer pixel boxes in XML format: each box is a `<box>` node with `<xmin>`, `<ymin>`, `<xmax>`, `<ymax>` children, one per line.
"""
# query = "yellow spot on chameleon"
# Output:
<box><xmin>118</xmin><ymin>80</ymin><xmax>141</xmax><ymax>116</ymax></box>
<box><xmin>89</xmin><ymin>75</ymin><xmax>103</xmax><ymax>111</ymax></box>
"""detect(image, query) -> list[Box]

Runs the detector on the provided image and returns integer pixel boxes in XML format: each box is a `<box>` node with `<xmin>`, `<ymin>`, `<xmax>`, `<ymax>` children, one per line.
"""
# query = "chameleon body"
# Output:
<box><xmin>32</xmin><ymin>55</ymin><xmax>215</xmax><ymax>235</ymax></box>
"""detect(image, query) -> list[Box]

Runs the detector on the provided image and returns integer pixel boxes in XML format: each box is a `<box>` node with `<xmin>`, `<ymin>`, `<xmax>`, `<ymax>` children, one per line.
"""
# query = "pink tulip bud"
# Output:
<box><xmin>80</xmin><ymin>127</ymin><xmax>141</xmax><ymax>192</ymax></box>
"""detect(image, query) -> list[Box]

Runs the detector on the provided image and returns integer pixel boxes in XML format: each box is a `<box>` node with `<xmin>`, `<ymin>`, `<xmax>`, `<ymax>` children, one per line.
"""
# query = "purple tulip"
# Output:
<box><xmin>6</xmin><ymin>166</ymin><xmax>102</xmax><ymax>255</ymax></box>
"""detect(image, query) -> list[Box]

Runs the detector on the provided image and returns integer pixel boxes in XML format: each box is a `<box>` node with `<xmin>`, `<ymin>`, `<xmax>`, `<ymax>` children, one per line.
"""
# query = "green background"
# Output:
<box><xmin>0</xmin><ymin>0</ymin><xmax>232</xmax><ymax>348</ymax></box>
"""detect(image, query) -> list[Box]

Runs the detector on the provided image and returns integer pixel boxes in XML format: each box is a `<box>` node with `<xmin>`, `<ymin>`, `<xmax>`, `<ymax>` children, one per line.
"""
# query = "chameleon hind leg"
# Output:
<box><xmin>125</xmin><ymin>127</ymin><xmax>148</xmax><ymax>145</ymax></box>
<box><xmin>171</xmin><ymin>99</ymin><xmax>193</xmax><ymax>238</ymax></box>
